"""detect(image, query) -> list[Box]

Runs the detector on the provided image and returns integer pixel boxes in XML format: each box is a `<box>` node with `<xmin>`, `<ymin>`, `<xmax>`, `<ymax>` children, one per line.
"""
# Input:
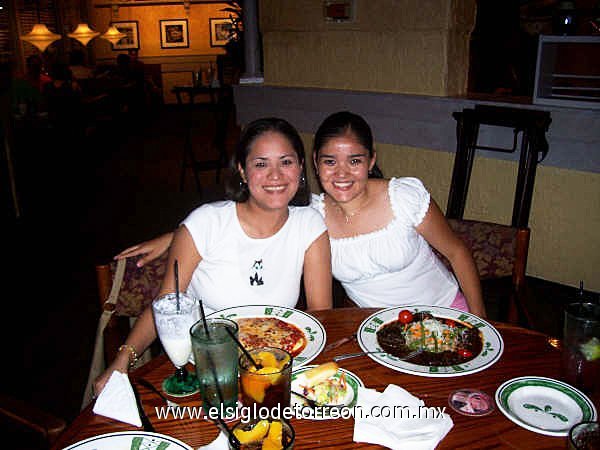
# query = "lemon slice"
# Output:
<box><xmin>256</xmin><ymin>351</ymin><xmax>279</xmax><ymax>368</ymax></box>
<box><xmin>233</xmin><ymin>419</ymin><xmax>270</xmax><ymax>444</ymax></box>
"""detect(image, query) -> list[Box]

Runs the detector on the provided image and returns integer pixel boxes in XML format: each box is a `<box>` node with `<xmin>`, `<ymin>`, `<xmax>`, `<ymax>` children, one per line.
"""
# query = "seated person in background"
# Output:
<box><xmin>43</xmin><ymin>62</ymin><xmax>83</xmax><ymax>131</ymax></box>
<box><xmin>93</xmin><ymin>117</ymin><xmax>332</xmax><ymax>395</ymax></box>
<box><xmin>11</xmin><ymin>54</ymin><xmax>52</xmax><ymax>116</ymax></box>
<box><xmin>68</xmin><ymin>49</ymin><xmax>93</xmax><ymax>81</ymax></box>
<box><xmin>116</xmin><ymin>112</ymin><xmax>486</xmax><ymax>318</ymax></box>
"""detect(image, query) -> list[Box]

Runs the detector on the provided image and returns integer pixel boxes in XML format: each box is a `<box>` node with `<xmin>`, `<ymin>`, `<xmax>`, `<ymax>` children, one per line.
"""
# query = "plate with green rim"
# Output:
<box><xmin>357</xmin><ymin>305</ymin><xmax>503</xmax><ymax>377</ymax></box>
<box><xmin>495</xmin><ymin>376</ymin><xmax>597</xmax><ymax>436</ymax></box>
<box><xmin>290</xmin><ymin>365</ymin><xmax>364</xmax><ymax>420</ymax></box>
<box><xmin>206</xmin><ymin>305</ymin><xmax>326</xmax><ymax>368</ymax></box>
<box><xmin>62</xmin><ymin>431</ymin><xmax>193</xmax><ymax>449</ymax></box>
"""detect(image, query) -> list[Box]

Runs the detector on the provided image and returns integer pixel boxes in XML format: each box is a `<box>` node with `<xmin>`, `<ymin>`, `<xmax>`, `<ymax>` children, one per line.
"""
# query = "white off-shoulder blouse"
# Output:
<box><xmin>311</xmin><ymin>177</ymin><xmax>458</xmax><ymax>308</ymax></box>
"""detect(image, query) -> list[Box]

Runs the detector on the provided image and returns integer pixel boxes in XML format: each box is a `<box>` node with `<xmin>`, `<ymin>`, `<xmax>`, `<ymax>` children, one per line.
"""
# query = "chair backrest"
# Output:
<box><xmin>95</xmin><ymin>254</ymin><xmax>168</xmax><ymax>363</ymax></box>
<box><xmin>435</xmin><ymin>218</ymin><xmax>531</xmax><ymax>324</ymax></box>
<box><xmin>0</xmin><ymin>393</ymin><xmax>67</xmax><ymax>448</ymax></box>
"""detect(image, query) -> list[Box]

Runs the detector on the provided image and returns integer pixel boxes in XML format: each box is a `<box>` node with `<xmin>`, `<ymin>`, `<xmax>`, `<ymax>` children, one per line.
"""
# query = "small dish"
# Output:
<box><xmin>495</xmin><ymin>376</ymin><xmax>597</xmax><ymax>436</ymax></box>
<box><xmin>290</xmin><ymin>365</ymin><xmax>363</xmax><ymax>420</ymax></box>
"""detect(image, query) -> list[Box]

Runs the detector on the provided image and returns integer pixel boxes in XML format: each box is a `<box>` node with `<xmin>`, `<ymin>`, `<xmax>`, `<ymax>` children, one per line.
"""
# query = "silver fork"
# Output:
<box><xmin>333</xmin><ymin>348</ymin><xmax>422</xmax><ymax>362</ymax></box>
<box><xmin>137</xmin><ymin>378</ymin><xmax>180</xmax><ymax>407</ymax></box>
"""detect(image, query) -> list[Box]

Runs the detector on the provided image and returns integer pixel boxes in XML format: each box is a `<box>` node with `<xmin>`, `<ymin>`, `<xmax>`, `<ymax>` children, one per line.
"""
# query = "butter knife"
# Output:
<box><xmin>324</xmin><ymin>333</ymin><xmax>357</xmax><ymax>352</ymax></box>
<box><xmin>132</xmin><ymin>382</ymin><xmax>155</xmax><ymax>432</ymax></box>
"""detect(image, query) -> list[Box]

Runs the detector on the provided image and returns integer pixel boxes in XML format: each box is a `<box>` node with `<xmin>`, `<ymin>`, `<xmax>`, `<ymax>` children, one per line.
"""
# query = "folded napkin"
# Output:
<box><xmin>92</xmin><ymin>371</ymin><xmax>142</xmax><ymax>427</ymax></box>
<box><xmin>353</xmin><ymin>384</ymin><xmax>453</xmax><ymax>450</ymax></box>
<box><xmin>198</xmin><ymin>431</ymin><xmax>229</xmax><ymax>450</ymax></box>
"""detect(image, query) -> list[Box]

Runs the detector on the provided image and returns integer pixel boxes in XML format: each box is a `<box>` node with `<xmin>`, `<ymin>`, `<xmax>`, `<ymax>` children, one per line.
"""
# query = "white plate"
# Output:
<box><xmin>495</xmin><ymin>376</ymin><xmax>597</xmax><ymax>436</ymax></box>
<box><xmin>357</xmin><ymin>305</ymin><xmax>504</xmax><ymax>377</ymax></box>
<box><xmin>290</xmin><ymin>365</ymin><xmax>364</xmax><ymax>420</ymax></box>
<box><xmin>63</xmin><ymin>431</ymin><xmax>193</xmax><ymax>449</ymax></box>
<box><xmin>206</xmin><ymin>305</ymin><xmax>326</xmax><ymax>367</ymax></box>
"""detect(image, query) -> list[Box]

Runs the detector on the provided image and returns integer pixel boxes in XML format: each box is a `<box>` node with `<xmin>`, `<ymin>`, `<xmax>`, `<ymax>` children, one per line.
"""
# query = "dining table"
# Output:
<box><xmin>53</xmin><ymin>307</ymin><xmax>595</xmax><ymax>449</ymax></box>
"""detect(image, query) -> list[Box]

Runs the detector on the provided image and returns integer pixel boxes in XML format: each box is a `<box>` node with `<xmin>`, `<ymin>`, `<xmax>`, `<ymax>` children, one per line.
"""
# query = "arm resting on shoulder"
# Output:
<box><xmin>302</xmin><ymin>231</ymin><xmax>333</xmax><ymax>311</ymax></box>
<box><xmin>114</xmin><ymin>232</ymin><xmax>175</xmax><ymax>267</ymax></box>
<box><xmin>416</xmin><ymin>200</ymin><xmax>487</xmax><ymax>318</ymax></box>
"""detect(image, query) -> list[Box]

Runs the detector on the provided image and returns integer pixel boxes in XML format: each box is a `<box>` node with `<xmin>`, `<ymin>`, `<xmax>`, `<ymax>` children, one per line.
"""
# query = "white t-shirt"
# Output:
<box><xmin>311</xmin><ymin>177</ymin><xmax>458</xmax><ymax>308</ymax></box>
<box><xmin>181</xmin><ymin>201</ymin><xmax>327</xmax><ymax>315</ymax></box>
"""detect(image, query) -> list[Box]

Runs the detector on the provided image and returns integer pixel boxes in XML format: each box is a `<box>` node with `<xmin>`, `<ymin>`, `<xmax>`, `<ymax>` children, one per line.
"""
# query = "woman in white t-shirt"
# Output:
<box><xmin>118</xmin><ymin>113</ymin><xmax>485</xmax><ymax>317</ymax></box>
<box><xmin>94</xmin><ymin>117</ymin><xmax>332</xmax><ymax>395</ymax></box>
<box><xmin>311</xmin><ymin>111</ymin><xmax>485</xmax><ymax>317</ymax></box>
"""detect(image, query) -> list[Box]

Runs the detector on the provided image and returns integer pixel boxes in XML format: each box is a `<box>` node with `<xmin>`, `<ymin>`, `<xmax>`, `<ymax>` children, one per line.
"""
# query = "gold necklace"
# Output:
<box><xmin>328</xmin><ymin>196</ymin><xmax>368</xmax><ymax>224</ymax></box>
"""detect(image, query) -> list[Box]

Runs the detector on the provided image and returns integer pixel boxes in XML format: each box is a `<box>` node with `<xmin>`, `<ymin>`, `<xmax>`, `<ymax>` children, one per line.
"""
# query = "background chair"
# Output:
<box><xmin>442</xmin><ymin>104</ymin><xmax>541</xmax><ymax>325</ymax></box>
<box><xmin>82</xmin><ymin>255</ymin><xmax>167</xmax><ymax>409</ymax></box>
<box><xmin>0</xmin><ymin>393</ymin><xmax>67</xmax><ymax>450</ymax></box>
<box><xmin>436</xmin><ymin>219</ymin><xmax>531</xmax><ymax>325</ymax></box>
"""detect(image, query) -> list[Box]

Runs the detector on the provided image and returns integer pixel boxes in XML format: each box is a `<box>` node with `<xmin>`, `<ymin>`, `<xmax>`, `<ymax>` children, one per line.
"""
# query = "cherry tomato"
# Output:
<box><xmin>458</xmin><ymin>348</ymin><xmax>473</xmax><ymax>358</ymax></box>
<box><xmin>398</xmin><ymin>310</ymin><xmax>413</xmax><ymax>324</ymax></box>
<box><xmin>444</xmin><ymin>319</ymin><xmax>456</xmax><ymax>327</ymax></box>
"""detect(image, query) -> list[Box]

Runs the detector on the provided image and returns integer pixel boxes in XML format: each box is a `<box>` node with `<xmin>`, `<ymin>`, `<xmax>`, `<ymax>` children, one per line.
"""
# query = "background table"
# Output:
<box><xmin>53</xmin><ymin>308</ymin><xmax>583</xmax><ymax>449</ymax></box>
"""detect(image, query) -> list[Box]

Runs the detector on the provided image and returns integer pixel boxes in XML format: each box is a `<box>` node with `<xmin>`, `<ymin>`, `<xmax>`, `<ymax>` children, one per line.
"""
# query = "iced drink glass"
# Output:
<box><xmin>563</xmin><ymin>302</ymin><xmax>600</xmax><ymax>396</ymax></box>
<box><xmin>190</xmin><ymin>318</ymin><xmax>239</xmax><ymax>419</ymax></box>
<box><xmin>239</xmin><ymin>347</ymin><xmax>292</xmax><ymax>414</ymax></box>
<box><xmin>152</xmin><ymin>293</ymin><xmax>200</xmax><ymax>396</ymax></box>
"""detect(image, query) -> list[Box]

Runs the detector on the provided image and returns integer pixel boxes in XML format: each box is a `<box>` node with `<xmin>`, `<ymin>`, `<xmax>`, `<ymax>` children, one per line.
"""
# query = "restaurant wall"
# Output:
<box><xmin>89</xmin><ymin>2</ymin><xmax>229</xmax><ymax>102</ymax></box>
<box><xmin>259</xmin><ymin>0</ymin><xmax>476</xmax><ymax>96</ymax></box>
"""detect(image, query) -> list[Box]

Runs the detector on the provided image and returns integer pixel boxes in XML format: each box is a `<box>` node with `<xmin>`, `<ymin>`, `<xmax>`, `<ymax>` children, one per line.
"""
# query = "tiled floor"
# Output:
<box><xmin>3</xmin><ymin>103</ymin><xmax>597</xmax><ymax>431</ymax></box>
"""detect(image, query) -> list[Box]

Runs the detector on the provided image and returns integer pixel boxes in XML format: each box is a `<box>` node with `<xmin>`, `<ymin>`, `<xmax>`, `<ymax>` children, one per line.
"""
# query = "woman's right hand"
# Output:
<box><xmin>93</xmin><ymin>351</ymin><xmax>130</xmax><ymax>397</ymax></box>
<box><xmin>114</xmin><ymin>232</ymin><xmax>174</xmax><ymax>267</ymax></box>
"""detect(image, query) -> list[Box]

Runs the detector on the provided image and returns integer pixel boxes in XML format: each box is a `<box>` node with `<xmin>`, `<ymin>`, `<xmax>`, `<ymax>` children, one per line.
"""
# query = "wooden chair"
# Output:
<box><xmin>440</xmin><ymin>105</ymin><xmax>543</xmax><ymax>325</ymax></box>
<box><xmin>440</xmin><ymin>219</ymin><xmax>531</xmax><ymax>325</ymax></box>
<box><xmin>82</xmin><ymin>255</ymin><xmax>167</xmax><ymax>408</ymax></box>
<box><xmin>0</xmin><ymin>393</ymin><xmax>67</xmax><ymax>449</ymax></box>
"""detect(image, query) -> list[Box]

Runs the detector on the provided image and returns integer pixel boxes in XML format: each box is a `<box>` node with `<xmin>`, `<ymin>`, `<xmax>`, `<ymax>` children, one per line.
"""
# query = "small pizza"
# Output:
<box><xmin>236</xmin><ymin>317</ymin><xmax>307</xmax><ymax>357</ymax></box>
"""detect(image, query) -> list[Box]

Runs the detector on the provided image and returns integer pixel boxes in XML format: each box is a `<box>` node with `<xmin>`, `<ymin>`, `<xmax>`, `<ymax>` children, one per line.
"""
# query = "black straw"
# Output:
<box><xmin>199</xmin><ymin>299</ymin><xmax>210</xmax><ymax>336</ymax></box>
<box><xmin>225</xmin><ymin>327</ymin><xmax>261</xmax><ymax>370</ymax></box>
<box><xmin>174</xmin><ymin>260</ymin><xmax>180</xmax><ymax>313</ymax></box>
<box><xmin>202</xmin><ymin>396</ymin><xmax>239</xmax><ymax>447</ymax></box>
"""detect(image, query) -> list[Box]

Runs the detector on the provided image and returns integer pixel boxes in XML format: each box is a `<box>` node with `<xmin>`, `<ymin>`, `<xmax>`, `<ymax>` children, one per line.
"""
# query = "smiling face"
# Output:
<box><xmin>315</xmin><ymin>132</ymin><xmax>376</xmax><ymax>205</ymax></box>
<box><xmin>239</xmin><ymin>131</ymin><xmax>303</xmax><ymax>212</ymax></box>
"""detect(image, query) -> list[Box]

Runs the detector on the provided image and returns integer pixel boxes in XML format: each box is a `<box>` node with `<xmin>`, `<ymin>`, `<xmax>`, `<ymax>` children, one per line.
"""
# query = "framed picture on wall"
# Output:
<box><xmin>209</xmin><ymin>18</ymin><xmax>234</xmax><ymax>47</ymax></box>
<box><xmin>111</xmin><ymin>21</ymin><xmax>140</xmax><ymax>50</ymax></box>
<box><xmin>160</xmin><ymin>19</ymin><xmax>189</xmax><ymax>49</ymax></box>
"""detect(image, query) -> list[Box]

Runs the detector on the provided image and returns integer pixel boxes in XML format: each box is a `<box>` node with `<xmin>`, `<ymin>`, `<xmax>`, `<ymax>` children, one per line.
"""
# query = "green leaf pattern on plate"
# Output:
<box><xmin>522</xmin><ymin>403</ymin><xmax>569</xmax><ymax>422</ymax></box>
<box><xmin>131</xmin><ymin>436</ymin><xmax>170</xmax><ymax>450</ymax></box>
<box><xmin>305</xmin><ymin>327</ymin><xmax>317</xmax><ymax>342</ymax></box>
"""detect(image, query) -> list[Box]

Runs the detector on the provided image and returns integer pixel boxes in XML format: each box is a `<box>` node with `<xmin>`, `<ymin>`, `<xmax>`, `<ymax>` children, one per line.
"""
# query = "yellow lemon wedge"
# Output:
<box><xmin>266</xmin><ymin>420</ymin><xmax>283</xmax><ymax>443</ymax></box>
<box><xmin>233</xmin><ymin>419</ymin><xmax>270</xmax><ymax>444</ymax></box>
<box><xmin>261</xmin><ymin>437</ymin><xmax>283</xmax><ymax>450</ymax></box>
<box><xmin>256</xmin><ymin>366</ymin><xmax>282</xmax><ymax>384</ymax></box>
<box><xmin>256</xmin><ymin>351</ymin><xmax>279</xmax><ymax>368</ymax></box>
<box><xmin>241</xmin><ymin>374</ymin><xmax>270</xmax><ymax>403</ymax></box>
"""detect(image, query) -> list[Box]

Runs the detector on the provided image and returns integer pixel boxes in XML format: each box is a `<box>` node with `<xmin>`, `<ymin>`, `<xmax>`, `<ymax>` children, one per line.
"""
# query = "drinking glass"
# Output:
<box><xmin>152</xmin><ymin>293</ymin><xmax>200</xmax><ymax>396</ymax></box>
<box><xmin>190</xmin><ymin>317</ymin><xmax>239</xmax><ymax>419</ymax></box>
<box><xmin>568</xmin><ymin>421</ymin><xmax>600</xmax><ymax>450</ymax></box>
<box><xmin>563</xmin><ymin>302</ymin><xmax>600</xmax><ymax>396</ymax></box>
<box><xmin>239</xmin><ymin>347</ymin><xmax>292</xmax><ymax>414</ymax></box>
<box><xmin>228</xmin><ymin>417</ymin><xmax>295</xmax><ymax>450</ymax></box>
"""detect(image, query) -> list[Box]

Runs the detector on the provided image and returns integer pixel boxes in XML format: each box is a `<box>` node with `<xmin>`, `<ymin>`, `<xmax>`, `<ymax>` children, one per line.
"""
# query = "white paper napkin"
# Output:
<box><xmin>198</xmin><ymin>431</ymin><xmax>229</xmax><ymax>450</ymax></box>
<box><xmin>92</xmin><ymin>370</ymin><xmax>142</xmax><ymax>427</ymax></box>
<box><xmin>353</xmin><ymin>384</ymin><xmax>453</xmax><ymax>450</ymax></box>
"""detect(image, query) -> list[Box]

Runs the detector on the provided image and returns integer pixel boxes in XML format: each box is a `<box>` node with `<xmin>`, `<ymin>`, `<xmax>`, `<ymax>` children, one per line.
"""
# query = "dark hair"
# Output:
<box><xmin>225</xmin><ymin>117</ymin><xmax>310</xmax><ymax>206</ymax></box>
<box><xmin>69</xmin><ymin>49</ymin><xmax>85</xmax><ymax>66</ymax></box>
<box><xmin>313</xmin><ymin>111</ymin><xmax>383</xmax><ymax>178</ymax></box>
